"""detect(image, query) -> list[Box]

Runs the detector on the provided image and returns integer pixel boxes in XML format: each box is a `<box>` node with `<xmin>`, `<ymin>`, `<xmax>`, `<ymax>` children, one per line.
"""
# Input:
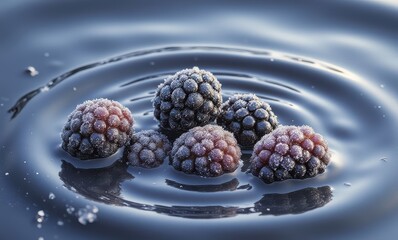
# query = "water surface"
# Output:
<box><xmin>1</xmin><ymin>1</ymin><xmax>398</xmax><ymax>239</ymax></box>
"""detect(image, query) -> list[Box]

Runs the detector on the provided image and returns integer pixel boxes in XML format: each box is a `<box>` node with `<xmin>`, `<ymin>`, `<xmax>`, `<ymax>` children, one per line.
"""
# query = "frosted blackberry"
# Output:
<box><xmin>153</xmin><ymin>67</ymin><xmax>222</xmax><ymax>131</ymax></box>
<box><xmin>170</xmin><ymin>125</ymin><xmax>241</xmax><ymax>177</ymax></box>
<box><xmin>250</xmin><ymin>125</ymin><xmax>331</xmax><ymax>183</ymax></box>
<box><xmin>61</xmin><ymin>98</ymin><xmax>134</xmax><ymax>159</ymax></box>
<box><xmin>217</xmin><ymin>94</ymin><xmax>278</xmax><ymax>146</ymax></box>
<box><xmin>124</xmin><ymin>130</ymin><xmax>171</xmax><ymax>168</ymax></box>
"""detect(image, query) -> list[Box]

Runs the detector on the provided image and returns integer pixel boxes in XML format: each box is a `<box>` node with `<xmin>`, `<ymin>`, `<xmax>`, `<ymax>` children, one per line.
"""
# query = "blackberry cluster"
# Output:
<box><xmin>218</xmin><ymin>94</ymin><xmax>278</xmax><ymax>146</ymax></box>
<box><xmin>124</xmin><ymin>130</ymin><xmax>171</xmax><ymax>168</ymax></box>
<box><xmin>153</xmin><ymin>67</ymin><xmax>222</xmax><ymax>131</ymax></box>
<box><xmin>170</xmin><ymin>125</ymin><xmax>241</xmax><ymax>177</ymax></box>
<box><xmin>249</xmin><ymin>125</ymin><xmax>331</xmax><ymax>183</ymax></box>
<box><xmin>61</xmin><ymin>98</ymin><xmax>134</xmax><ymax>159</ymax></box>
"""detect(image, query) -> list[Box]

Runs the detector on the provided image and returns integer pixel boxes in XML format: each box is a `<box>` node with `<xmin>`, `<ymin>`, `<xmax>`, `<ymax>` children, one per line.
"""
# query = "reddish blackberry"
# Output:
<box><xmin>153</xmin><ymin>67</ymin><xmax>222</xmax><ymax>131</ymax></box>
<box><xmin>61</xmin><ymin>98</ymin><xmax>134</xmax><ymax>159</ymax></box>
<box><xmin>124</xmin><ymin>130</ymin><xmax>171</xmax><ymax>168</ymax></box>
<box><xmin>170</xmin><ymin>125</ymin><xmax>241</xmax><ymax>177</ymax></box>
<box><xmin>217</xmin><ymin>93</ymin><xmax>278</xmax><ymax>146</ymax></box>
<box><xmin>250</xmin><ymin>125</ymin><xmax>331</xmax><ymax>183</ymax></box>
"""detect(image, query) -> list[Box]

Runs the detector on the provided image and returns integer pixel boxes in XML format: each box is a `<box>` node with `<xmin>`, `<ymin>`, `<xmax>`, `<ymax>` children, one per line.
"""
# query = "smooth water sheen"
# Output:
<box><xmin>1</xmin><ymin>1</ymin><xmax>398</xmax><ymax>239</ymax></box>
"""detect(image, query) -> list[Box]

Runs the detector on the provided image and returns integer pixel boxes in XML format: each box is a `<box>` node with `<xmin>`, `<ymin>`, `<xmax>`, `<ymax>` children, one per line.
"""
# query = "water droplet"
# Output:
<box><xmin>344</xmin><ymin>182</ymin><xmax>352</xmax><ymax>187</ymax></box>
<box><xmin>38</xmin><ymin>237</ymin><xmax>44</xmax><ymax>240</ymax></box>
<box><xmin>5</xmin><ymin>172</ymin><xmax>9</xmax><ymax>176</ymax></box>
<box><xmin>44</xmin><ymin>52</ymin><xmax>50</xmax><ymax>57</ymax></box>
<box><xmin>73</xmin><ymin>87</ymin><xmax>77</xmax><ymax>91</ymax></box>
<box><xmin>57</xmin><ymin>220</ymin><xmax>64</xmax><ymax>226</ymax></box>
<box><xmin>266</xmin><ymin>208</ymin><xmax>270</xmax><ymax>211</ymax></box>
<box><xmin>48</xmin><ymin>192</ymin><xmax>55</xmax><ymax>200</ymax></box>
<box><xmin>26</xmin><ymin>66</ymin><xmax>39</xmax><ymax>77</ymax></box>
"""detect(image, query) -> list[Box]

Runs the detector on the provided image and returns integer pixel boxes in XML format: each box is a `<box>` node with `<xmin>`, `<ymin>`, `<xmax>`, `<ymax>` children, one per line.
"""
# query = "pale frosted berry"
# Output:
<box><xmin>61</xmin><ymin>99</ymin><xmax>134</xmax><ymax>159</ymax></box>
<box><xmin>170</xmin><ymin>125</ymin><xmax>241</xmax><ymax>177</ymax></box>
<box><xmin>250</xmin><ymin>125</ymin><xmax>331</xmax><ymax>183</ymax></box>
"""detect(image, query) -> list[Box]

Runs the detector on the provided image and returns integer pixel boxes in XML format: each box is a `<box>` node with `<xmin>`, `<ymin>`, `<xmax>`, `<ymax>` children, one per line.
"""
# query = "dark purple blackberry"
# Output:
<box><xmin>170</xmin><ymin>125</ymin><xmax>241</xmax><ymax>177</ymax></box>
<box><xmin>217</xmin><ymin>94</ymin><xmax>278</xmax><ymax>147</ymax></box>
<box><xmin>250</xmin><ymin>125</ymin><xmax>331</xmax><ymax>183</ymax></box>
<box><xmin>61</xmin><ymin>98</ymin><xmax>134</xmax><ymax>159</ymax></box>
<box><xmin>153</xmin><ymin>67</ymin><xmax>222</xmax><ymax>131</ymax></box>
<box><xmin>124</xmin><ymin>130</ymin><xmax>171</xmax><ymax>168</ymax></box>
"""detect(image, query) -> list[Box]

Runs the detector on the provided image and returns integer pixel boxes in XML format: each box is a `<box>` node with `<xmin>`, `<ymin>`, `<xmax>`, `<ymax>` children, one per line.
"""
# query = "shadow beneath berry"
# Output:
<box><xmin>165</xmin><ymin>178</ymin><xmax>251</xmax><ymax>192</ymax></box>
<box><xmin>239</xmin><ymin>186</ymin><xmax>333</xmax><ymax>216</ymax></box>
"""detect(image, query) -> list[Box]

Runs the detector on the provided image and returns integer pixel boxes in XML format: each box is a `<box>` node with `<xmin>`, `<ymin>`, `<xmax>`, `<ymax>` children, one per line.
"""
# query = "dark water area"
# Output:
<box><xmin>1</xmin><ymin>0</ymin><xmax>398</xmax><ymax>239</ymax></box>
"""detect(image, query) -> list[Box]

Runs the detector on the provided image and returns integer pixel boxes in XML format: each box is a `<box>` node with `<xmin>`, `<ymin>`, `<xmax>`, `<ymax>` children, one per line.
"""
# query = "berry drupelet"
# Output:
<box><xmin>61</xmin><ymin>98</ymin><xmax>134</xmax><ymax>159</ymax></box>
<box><xmin>153</xmin><ymin>67</ymin><xmax>222</xmax><ymax>131</ymax></box>
<box><xmin>250</xmin><ymin>125</ymin><xmax>331</xmax><ymax>183</ymax></box>
<box><xmin>170</xmin><ymin>125</ymin><xmax>241</xmax><ymax>177</ymax></box>
<box><xmin>217</xmin><ymin>93</ymin><xmax>278</xmax><ymax>146</ymax></box>
<box><xmin>124</xmin><ymin>130</ymin><xmax>171</xmax><ymax>168</ymax></box>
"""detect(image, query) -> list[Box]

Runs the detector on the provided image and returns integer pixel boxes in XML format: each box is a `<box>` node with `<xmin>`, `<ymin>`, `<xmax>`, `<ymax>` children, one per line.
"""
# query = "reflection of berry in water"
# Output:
<box><xmin>217</xmin><ymin>94</ymin><xmax>278</xmax><ymax>146</ymax></box>
<box><xmin>170</xmin><ymin>125</ymin><xmax>241</xmax><ymax>177</ymax></box>
<box><xmin>61</xmin><ymin>98</ymin><xmax>134</xmax><ymax>159</ymax></box>
<box><xmin>59</xmin><ymin>160</ymin><xmax>133</xmax><ymax>203</ymax></box>
<box><xmin>153</xmin><ymin>67</ymin><xmax>222</xmax><ymax>131</ymax></box>
<box><xmin>254</xmin><ymin>186</ymin><xmax>333</xmax><ymax>215</ymax></box>
<box><xmin>124</xmin><ymin>130</ymin><xmax>171</xmax><ymax>168</ymax></box>
<box><xmin>250</xmin><ymin>125</ymin><xmax>331</xmax><ymax>183</ymax></box>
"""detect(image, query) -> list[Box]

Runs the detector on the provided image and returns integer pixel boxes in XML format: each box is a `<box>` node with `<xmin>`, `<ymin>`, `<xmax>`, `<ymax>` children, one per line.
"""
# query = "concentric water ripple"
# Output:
<box><xmin>3</xmin><ymin>46</ymin><xmax>398</xmax><ymax>238</ymax></box>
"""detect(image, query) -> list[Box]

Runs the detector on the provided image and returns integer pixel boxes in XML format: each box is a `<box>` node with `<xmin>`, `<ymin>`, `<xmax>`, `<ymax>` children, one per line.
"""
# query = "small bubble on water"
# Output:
<box><xmin>66</xmin><ymin>205</ymin><xmax>75</xmax><ymax>215</ymax></box>
<box><xmin>77</xmin><ymin>205</ymin><xmax>98</xmax><ymax>225</ymax></box>
<box><xmin>344</xmin><ymin>182</ymin><xmax>352</xmax><ymax>187</ymax></box>
<box><xmin>38</xmin><ymin>237</ymin><xmax>44</xmax><ymax>240</ymax></box>
<box><xmin>57</xmin><ymin>220</ymin><xmax>64</xmax><ymax>226</ymax></box>
<box><xmin>36</xmin><ymin>210</ymin><xmax>45</xmax><ymax>223</ymax></box>
<box><xmin>73</xmin><ymin>87</ymin><xmax>77</xmax><ymax>91</ymax></box>
<box><xmin>266</xmin><ymin>208</ymin><xmax>270</xmax><ymax>211</ymax></box>
<box><xmin>48</xmin><ymin>192</ymin><xmax>56</xmax><ymax>200</ymax></box>
<box><xmin>25</xmin><ymin>66</ymin><xmax>39</xmax><ymax>77</ymax></box>
<box><xmin>37</xmin><ymin>223</ymin><xmax>42</xmax><ymax>229</ymax></box>
<box><xmin>41</xmin><ymin>86</ymin><xmax>50</xmax><ymax>92</ymax></box>
<box><xmin>5</xmin><ymin>172</ymin><xmax>9</xmax><ymax>176</ymax></box>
